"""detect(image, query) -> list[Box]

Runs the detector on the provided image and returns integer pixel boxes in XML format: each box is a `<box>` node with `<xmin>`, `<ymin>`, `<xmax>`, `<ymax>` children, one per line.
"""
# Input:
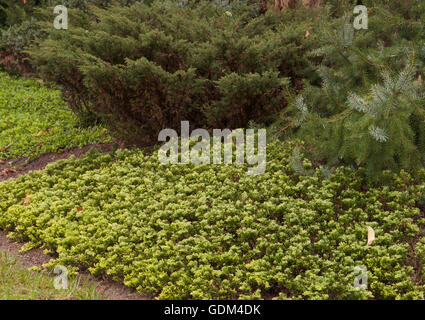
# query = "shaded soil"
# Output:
<box><xmin>0</xmin><ymin>143</ymin><xmax>115</xmax><ymax>182</ymax></box>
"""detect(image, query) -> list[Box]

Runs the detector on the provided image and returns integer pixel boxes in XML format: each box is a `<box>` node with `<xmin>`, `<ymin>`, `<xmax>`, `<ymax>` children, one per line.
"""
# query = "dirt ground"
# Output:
<box><xmin>0</xmin><ymin>143</ymin><xmax>115</xmax><ymax>182</ymax></box>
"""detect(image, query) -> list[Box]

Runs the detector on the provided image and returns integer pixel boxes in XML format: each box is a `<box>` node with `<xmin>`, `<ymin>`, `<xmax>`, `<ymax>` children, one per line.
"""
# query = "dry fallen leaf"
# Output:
<box><xmin>304</xmin><ymin>30</ymin><xmax>310</xmax><ymax>39</ymax></box>
<box><xmin>35</xmin><ymin>130</ymin><xmax>46</xmax><ymax>137</ymax></box>
<box><xmin>1</xmin><ymin>168</ymin><xmax>16</xmax><ymax>176</ymax></box>
<box><xmin>366</xmin><ymin>226</ymin><xmax>375</xmax><ymax>246</ymax></box>
<box><xmin>24</xmin><ymin>192</ymin><xmax>30</xmax><ymax>206</ymax></box>
<box><xmin>76</xmin><ymin>207</ymin><xmax>83</xmax><ymax>212</ymax></box>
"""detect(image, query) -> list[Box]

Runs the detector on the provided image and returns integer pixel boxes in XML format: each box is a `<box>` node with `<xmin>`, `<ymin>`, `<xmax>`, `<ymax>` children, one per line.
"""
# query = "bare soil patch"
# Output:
<box><xmin>0</xmin><ymin>143</ymin><xmax>114</xmax><ymax>182</ymax></box>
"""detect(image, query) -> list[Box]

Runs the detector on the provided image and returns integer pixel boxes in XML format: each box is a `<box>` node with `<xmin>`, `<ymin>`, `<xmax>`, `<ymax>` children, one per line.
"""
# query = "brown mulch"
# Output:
<box><xmin>0</xmin><ymin>142</ymin><xmax>153</xmax><ymax>300</ymax></box>
<box><xmin>0</xmin><ymin>143</ymin><xmax>115</xmax><ymax>182</ymax></box>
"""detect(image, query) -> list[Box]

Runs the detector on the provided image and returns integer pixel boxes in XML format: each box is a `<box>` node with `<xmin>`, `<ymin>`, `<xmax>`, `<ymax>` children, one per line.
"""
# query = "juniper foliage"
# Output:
<box><xmin>28</xmin><ymin>2</ymin><xmax>321</xmax><ymax>146</ymax></box>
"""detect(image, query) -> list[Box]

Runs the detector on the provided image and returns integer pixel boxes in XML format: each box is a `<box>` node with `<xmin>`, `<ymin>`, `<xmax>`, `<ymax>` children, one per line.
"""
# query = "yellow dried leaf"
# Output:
<box><xmin>24</xmin><ymin>192</ymin><xmax>30</xmax><ymax>206</ymax></box>
<box><xmin>35</xmin><ymin>130</ymin><xmax>46</xmax><ymax>137</ymax></box>
<box><xmin>366</xmin><ymin>226</ymin><xmax>375</xmax><ymax>246</ymax></box>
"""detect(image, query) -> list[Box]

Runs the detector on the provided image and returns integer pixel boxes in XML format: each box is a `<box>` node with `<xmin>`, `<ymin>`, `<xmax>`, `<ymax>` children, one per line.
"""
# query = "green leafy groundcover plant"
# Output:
<box><xmin>0</xmin><ymin>71</ymin><xmax>111</xmax><ymax>160</ymax></box>
<box><xmin>0</xmin><ymin>140</ymin><xmax>425</xmax><ymax>299</ymax></box>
